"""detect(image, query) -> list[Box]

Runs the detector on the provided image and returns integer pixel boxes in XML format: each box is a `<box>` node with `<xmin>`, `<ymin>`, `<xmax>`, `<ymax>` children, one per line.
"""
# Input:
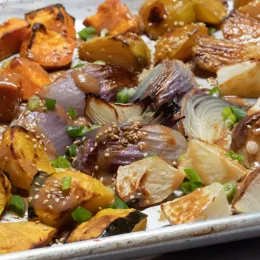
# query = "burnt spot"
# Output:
<box><xmin>56</xmin><ymin>10</ymin><xmax>65</xmax><ymax>22</ymax></box>
<box><xmin>148</xmin><ymin>4</ymin><xmax>166</xmax><ymax>25</ymax></box>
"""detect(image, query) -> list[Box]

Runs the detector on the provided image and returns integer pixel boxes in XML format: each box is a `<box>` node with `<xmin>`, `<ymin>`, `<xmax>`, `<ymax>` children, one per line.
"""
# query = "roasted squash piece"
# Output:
<box><xmin>83</xmin><ymin>0</ymin><xmax>141</xmax><ymax>36</ymax></box>
<box><xmin>161</xmin><ymin>183</ymin><xmax>232</xmax><ymax>225</ymax></box>
<box><xmin>193</xmin><ymin>36</ymin><xmax>260</xmax><ymax>73</ymax></box>
<box><xmin>179</xmin><ymin>139</ymin><xmax>247</xmax><ymax>185</ymax></box>
<box><xmin>0</xmin><ymin>18</ymin><xmax>29</xmax><ymax>61</ymax></box>
<box><xmin>0</xmin><ymin>221</ymin><xmax>57</xmax><ymax>255</ymax></box>
<box><xmin>0</xmin><ymin>74</ymin><xmax>22</xmax><ymax>123</ymax></box>
<box><xmin>66</xmin><ymin>208</ymin><xmax>147</xmax><ymax>243</ymax></box>
<box><xmin>3</xmin><ymin>57</ymin><xmax>50</xmax><ymax>100</ymax></box>
<box><xmin>116</xmin><ymin>157</ymin><xmax>185</xmax><ymax>207</ymax></box>
<box><xmin>20</xmin><ymin>23</ymin><xmax>76</xmax><ymax>70</ymax></box>
<box><xmin>29</xmin><ymin>171</ymin><xmax>114</xmax><ymax>228</ymax></box>
<box><xmin>0</xmin><ymin>126</ymin><xmax>55</xmax><ymax>191</ymax></box>
<box><xmin>154</xmin><ymin>23</ymin><xmax>208</xmax><ymax>63</ymax></box>
<box><xmin>25</xmin><ymin>4</ymin><xmax>76</xmax><ymax>38</ymax></box>
<box><xmin>239</xmin><ymin>0</ymin><xmax>260</xmax><ymax>20</ymax></box>
<box><xmin>0</xmin><ymin>170</ymin><xmax>11</xmax><ymax>216</ymax></box>
<box><xmin>222</xmin><ymin>10</ymin><xmax>260</xmax><ymax>43</ymax></box>
<box><xmin>235</xmin><ymin>0</ymin><xmax>254</xmax><ymax>8</ymax></box>
<box><xmin>139</xmin><ymin>0</ymin><xmax>196</xmax><ymax>40</ymax></box>
<box><xmin>79</xmin><ymin>33</ymin><xmax>150</xmax><ymax>72</ymax></box>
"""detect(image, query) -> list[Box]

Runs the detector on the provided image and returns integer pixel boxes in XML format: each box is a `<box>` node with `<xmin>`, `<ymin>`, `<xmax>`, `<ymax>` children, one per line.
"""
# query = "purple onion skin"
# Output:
<box><xmin>39</xmin><ymin>64</ymin><xmax>137</xmax><ymax>116</ymax></box>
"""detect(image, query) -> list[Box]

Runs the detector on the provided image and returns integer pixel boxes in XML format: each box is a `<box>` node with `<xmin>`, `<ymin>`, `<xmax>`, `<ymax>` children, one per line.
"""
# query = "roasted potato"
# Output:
<box><xmin>116</xmin><ymin>157</ymin><xmax>185</xmax><ymax>207</ymax></box>
<box><xmin>83</xmin><ymin>0</ymin><xmax>141</xmax><ymax>36</ymax></box>
<box><xmin>25</xmin><ymin>4</ymin><xmax>76</xmax><ymax>38</ymax></box>
<box><xmin>193</xmin><ymin>36</ymin><xmax>260</xmax><ymax>73</ymax></box>
<box><xmin>0</xmin><ymin>221</ymin><xmax>57</xmax><ymax>255</ymax></box>
<box><xmin>0</xmin><ymin>170</ymin><xmax>11</xmax><ymax>216</ymax></box>
<box><xmin>139</xmin><ymin>0</ymin><xmax>196</xmax><ymax>40</ymax></box>
<box><xmin>0</xmin><ymin>126</ymin><xmax>55</xmax><ymax>191</ymax></box>
<box><xmin>235</xmin><ymin>0</ymin><xmax>254</xmax><ymax>8</ymax></box>
<box><xmin>222</xmin><ymin>10</ymin><xmax>260</xmax><ymax>43</ymax></box>
<box><xmin>217</xmin><ymin>60</ymin><xmax>260</xmax><ymax>98</ymax></box>
<box><xmin>239</xmin><ymin>0</ymin><xmax>260</xmax><ymax>20</ymax></box>
<box><xmin>161</xmin><ymin>183</ymin><xmax>232</xmax><ymax>225</ymax></box>
<box><xmin>79</xmin><ymin>33</ymin><xmax>150</xmax><ymax>72</ymax></box>
<box><xmin>20</xmin><ymin>23</ymin><xmax>76</xmax><ymax>70</ymax></box>
<box><xmin>66</xmin><ymin>208</ymin><xmax>147</xmax><ymax>243</ymax></box>
<box><xmin>29</xmin><ymin>171</ymin><xmax>114</xmax><ymax>227</ymax></box>
<box><xmin>179</xmin><ymin>139</ymin><xmax>247</xmax><ymax>185</ymax></box>
<box><xmin>154</xmin><ymin>23</ymin><xmax>208</xmax><ymax>63</ymax></box>
<box><xmin>0</xmin><ymin>18</ymin><xmax>29</xmax><ymax>61</ymax></box>
<box><xmin>0</xmin><ymin>74</ymin><xmax>22</xmax><ymax>123</ymax></box>
<box><xmin>3</xmin><ymin>57</ymin><xmax>50</xmax><ymax>100</ymax></box>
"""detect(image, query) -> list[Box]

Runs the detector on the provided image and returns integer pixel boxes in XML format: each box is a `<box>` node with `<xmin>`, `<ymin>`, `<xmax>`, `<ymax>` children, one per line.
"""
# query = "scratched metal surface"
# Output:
<box><xmin>2</xmin><ymin>1</ymin><xmax>260</xmax><ymax>260</ymax></box>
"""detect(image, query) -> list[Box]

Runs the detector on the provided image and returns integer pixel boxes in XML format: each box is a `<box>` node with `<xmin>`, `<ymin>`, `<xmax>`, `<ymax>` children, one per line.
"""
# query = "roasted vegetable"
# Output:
<box><xmin>25</xmin><ymin>4</ymin><xmax>76</xmax><ymax>38</ymax></box>
<box><xmin>79</xmin><ymin>33</ymin><xmax>151</xmax><ymax>72</ymax></box>
<box><xmin>0</xmin><ymin>74</ymin><xmax>22</xmax><ymax>123</ymax></box>
<box><xmin>193</xmin><ymin>36</ymin><xmax>260</xmax><ymax>73</ymax></box>
<box><xmin>0</xmin><ymin>126</ymin><xmax>55</xmax><ymax>190</ymax></box>
<box><xmin>83</xmin><ymin>0</ymin><xmax>141</xmax><ymax>36</ymax></box>
<box><xmin>231</xmin><ymin>112</ymin><xmax>260</xmax><ymax>168</ymax></box>
<box><xmin>66</xmin><ymin>208</ymin><xmax>147</xmax><ymax>242</ymax></box>
<box><xmin>179</xmin><ymin>139</ymin><xmax>247</xmax><ymax>185</ymax></box>
<box><xmin>161</xmin><ymin>183</ymin><xmax>232</xmax><ymax>225</ymax></box>
<box><xmin>0</xmin><ymin>18</ymin><xmax>29</xmax><ymax>61</ymax></box>
<box><xmin>3</xmin><ymin>57</ymin><xmax>50</xmax><ymax>100</ymax></box>
<box><xmin>29</xmin><ymin>171</ymin><xmax>114</xmax><ymax>227</ymax></box>
<box><xmin>39</xmin><ymin>64</ymin><xmax>137</xmax><ymax>116</ymax></box>
<box><xmin>0</xmin><ymin>221</ymin><xmax>57</xmax><ymax>255</ymax></box>
<box><xmin>154</xmin><ymin>23</ymin><xmax>208</xmax><ymax>63</ymax></box>
<box><xmin>217</xmin><ymin>60</ymin><xmax>260</xmax><ymax>98</ymax></box>
<box><xmin>239</xmin><ymin>0</ymin><xmax>260</xmax><ymax>20</ymax></box>
<box><xmin>233</xmin><ymin>168</ymin><xmax>260</xmax><ymax>213</ymax></box>
<box><xmin>235</xmin><ymin>0</ymin><xmax>254</xmax><ymax>8</ymax></box>
<box><xmin>222</xmin><ymin>10</ymin><xmax>260</xmax><ymax>43</ymax></box>
<box><xmin>116</xmin><ymin>157</ymin><xmax>185</xmax><ymax>207</ymax></box>
<box><xmin>20</xmin><ymin>23</ymin><xmax>76</xmax><ymax>70</ymax></box>
<box><xmin>74</xmin><ymin>123</ymin><xmax>187</xmax><ymax>184</ymax></box>
<box><xmin>181</xmin><ymin>90</ymin><xmax>231</xmax><ymax>147</ymax></box>
<box><xmin>85</xmin><ymin>95</ymin><xmax>143</xmax><ymax>125</ymax></box>
<box><xmin>0</xmin><ymin>170</ymin><xmax>11</xmax><ymax>216</ymax></box>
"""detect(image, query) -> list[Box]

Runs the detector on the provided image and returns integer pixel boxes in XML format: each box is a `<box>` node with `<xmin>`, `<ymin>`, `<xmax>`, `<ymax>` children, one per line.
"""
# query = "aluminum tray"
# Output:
<box><xmin>1</xmin><ymin>0</ymin><xmax>260</xmax><ymax>259</ymax></box>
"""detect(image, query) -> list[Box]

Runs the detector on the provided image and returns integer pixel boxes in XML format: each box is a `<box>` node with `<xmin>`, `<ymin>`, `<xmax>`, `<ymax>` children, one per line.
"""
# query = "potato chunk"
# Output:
<box><xmin>3</xmin><ymin>57</ymin><xmax>50</xmax><ymax>100</ymax></box>
<box><xmin>239</xmin><ymin>0</ymin><xmax>260</xmax><ymax>20</ymax></box>
<box><xmin>161</xmin><ymin>183</ymin><xmax>232</xmax><ymax>225</ymax></box>
<box><xmin>83</xmin><ymin>0</ymin><xmax>141</xmax><ymax>36</ymax></box>
<box><xmin>116</xmin><ymin>157</ymin><xmax>185</xmax><ymax>207</ymax></box>
<box><xmin>0</xmin><ymin>18</ymin><xmax>29</xmax><ymax>61</ymax></box>
<box><xmin>235</xmin><ymin>0</ymin><xmax>254</xmax><ymax>8</ymax></box>
<box><xmin>0</xmin><ymin>74</ymin><xmax>22</xmax><ymax>123</ymax></box>
<box><xmin>179</xmin><ymin>139</ymin><xmax>247</xmax><ymax>185</ymax></box>
<box><xmin>154</xmin><ymin>23</ymin><xmax>208</xmax><ymax>63</ymax></box>
<box><xmin>0</xmin><ymin>221</ymin><xmax>57</xmax><ymax>255</ymax></box>
<box><xmin>20</xmin><ymin>23</ymin><xmax>76</xmax><ymax>70</ymax></box>
<box><xmin>66</xmin><ymin>208</ymin><xmax>147</xmax><ymax>243</ymax></box>
<box><xmin>217</xmin><ymin>60</ymin><xmax>260</xmax><ymax>98</ymax></box>
<box><xmin>0</xmin><ymin>170</ymin><xmax>11</xmax><ymax>216</ymax></box>
<box><xmin>0</xmin><ymin>126</ymin><xmax>55</xmax><ymax>191</ymax></box>
<box><xmin>29</xmin><ymin>171</ymin><xmax>114</xmax><ymax>227</ymax></box>
<box><xmin>79</xmin><ymin>33</ymin><xmax>151</xmax><ymax>73</ymax></box>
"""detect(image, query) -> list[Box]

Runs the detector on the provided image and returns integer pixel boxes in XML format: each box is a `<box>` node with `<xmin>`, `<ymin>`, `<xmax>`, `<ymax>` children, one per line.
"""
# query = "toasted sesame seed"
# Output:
<box><xmin>105</xmin><ymin>153</ymin><xmax>110</xmax><ymax>157</ymax></box>
<box><xmin>43</xmin><ymin>227</ymin><xmax>49</xmax><ymax>231</ymax></box>
<box><xmin>28</xmin><ymin>197</ymin><xmax>33</xmax><ymax>202</ymax></box>
<box><xmin>35</xmin><ymin>220</ymin><xmax>40</xmax><ymax>224</ymax></box>
<box><xmin>34</xmin><ymin>195</ymin><xmax>39</xmax><ymax>200</ymax></box>
<box><xmin>35</xmin><ymin>182</ymin><xmax>40</xmax><ymax>186</ymax></box>
<box><xmin>76</xmin><ymin>196</ymin><xmax>79</xmax><ymax>199</ymax></box>
<box><xmin>47</xmin><ymin>194</ymin><xmax>51</xmax><ymax>199</ymax></box>
<box><xmin>48</xmin><ymin>205</ymin><xmax>53</xmax><ymax>210</ymax></box>
<box><xmin>43</xmin><ymin>199</ymin><xmax>48</xmax><ymax>205</ymax></box>
<box><xmin>55</xmin><ymin>198</ymin><xmax>60</xmax><ymax>203</ymax></box>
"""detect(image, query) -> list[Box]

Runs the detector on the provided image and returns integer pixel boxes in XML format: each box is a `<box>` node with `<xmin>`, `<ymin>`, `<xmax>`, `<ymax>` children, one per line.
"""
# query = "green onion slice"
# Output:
<box><xmin>230</xmin><ymin>106</ymin><xmax>246</xmax><ymax>121</ymax></box>
<box><xmin>222</xmin><ymin>107</ymin><xmax>233</xmax><ymax>120</ymax></box>
<box><xmin>65</xmin><ymin>126</ymin><xmax>89</xmax><ymax>137</ymax></box>
<box><xmin>73</xmin><ymin>63</ymin><xmax>85</xmax><ymax>69</ymax></box>
<box><xmin>106</xmin><ymin>196</ymin><xmax>129</xmax><ymax>209</ymax></box>
<box><xmin>72</xmin><ymin>206</ymin><xmax>92</xmax><ymax>223</ymax></box>
<box><xmin>93</xmin><ymin>60</ymin><xmax>106</xmax><ymax>65</ymax></box>
<box><xmin>9</xmin><ymin>195</ymin><xmax>26</xmax><ymax>216</ymax></box>
<box><xmin>61</xmin><ymin>177</ymin><xmax>72</xmax><ymax>191</ymax></box>
<box><xmin>210</xmin><ymin>86</ymin><xmax>220</xmax><ymax>97</ymax></box>
<box><xmin>68</xmin><ymin>106</ymin><xmax>77</xmax><ymax>120</ymax></box>
<box><xmin>144</xmin><ymin>153</ymin><xmax>158</xmax><ymax>158</ymax></box>
<box><xmin>78</xmin><ymin>27</ymin><xmax>97</xmax><ymax>41</ymax></box>
<box><xmin>66</xmin><ymin>144</ymin><xmax>77</xmax><ymax>158</ymax></box>
<box><xmin>27</xmin><ymin>95</ymin><xmax>40</xmax><ymax>111</ymax></box>
<box><xmin>223</xmin><ymin>182</ymin><xmax>237</xmax><ymax>200</ymax></box>
<box><xmin>226</xmin><ymin>151</ymin><xmax>244</xmax><ymax>163</ymax></box>
<box><xmin>100</xmin><ymin>28</ymin><xmax>108</xmax><ymax>37</ymax></box>
<box><xmin>184</xmin><ymin>168</ymin><xmax>203</xmax><ymax>183</ymax></box>
<box><xmin>181</xmin><ymin>181</ymin><xmax>203</xmax><ymax>195</ymax></box>
<box><xmin>116</xmin><ymin>88</ymin><xmax>130</xmax><ymax>103</ymax></box>
<box><xmin>51</xmin><ymin>156</ymin><xmax>70</xmax><ymax>169</ymax></box>
<box><xmin>45</xmin><ymin>98</ymin><xmax>56</xmax><ymax>110</ymax></box>
<box><xmin>209</xmin><ymin>27</ymin><xmax>216</xmax><ymax>35</ymax></box>
<box><xmin>178</xmin><ymin>153</ymin><xmax>185</xmax><ymax>162</ymax></box>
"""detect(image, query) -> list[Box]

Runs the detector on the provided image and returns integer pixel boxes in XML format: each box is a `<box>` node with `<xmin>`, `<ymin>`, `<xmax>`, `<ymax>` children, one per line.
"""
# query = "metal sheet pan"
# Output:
<box><xmin>1</xmin><ymin>0</ymin><xmax>260</xmax><ymax>259</ymax></box>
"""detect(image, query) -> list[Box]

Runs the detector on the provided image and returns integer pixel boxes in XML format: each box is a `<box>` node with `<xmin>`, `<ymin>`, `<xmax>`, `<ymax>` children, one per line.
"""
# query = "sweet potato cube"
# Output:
<box><xmin>0</xmin><ymin>18</ymin><xmax>29</xmax><ymax>61</ymax></box>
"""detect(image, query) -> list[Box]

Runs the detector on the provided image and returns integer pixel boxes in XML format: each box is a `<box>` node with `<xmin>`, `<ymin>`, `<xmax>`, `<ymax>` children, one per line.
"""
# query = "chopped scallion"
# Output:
<box><xmin>210</xmin><ymin>86</ymin><xmax>220</xmax><ymax>97</ymax></box>
<box><xmin>68</xmin><ymin>106</ymin><xmax>77</xmax><ymax>120</ymax></box>
<box><xmin>222</xmin><ymin>107</ymin><xmax>232</xmax><ymax>120</ymax></box>
<box><xmin>209</xmin><ymin>27</ymin><xmax>216</xmax><ymax>35</ymax></box>
<box><xmin>100</xmin><ymin>28</ymin><xmax>108</xmax><ymax>37</ymax></box>
<box><xmin>144</xmin><ymin>153</ymin><xmax>158</xmax><ymax>158</ymax></box>
<box><xmin>65</xmin><ymin>125</ymin><xmax>89</xmax><ymax>137</ymax></box>
<box><xmin>230</xmin><ymin>106</ymin><xmax>246</xmax><ymax>121</ymax></box>
<box><xmin>51</xmin><ymin>156</ymin><xmax>70</xmax><ymax>169</ymax></box>
<box><xmin>73</xmin><ymin>63</ymin><xmax>85</xmax><ymax>69</ymax></box>
<box><xmin>184</xmin><ymin>168</ymin><xmax>203</xmax><ymax>183</ymax></box>
<box><xmin>178</xmin><ymin>153</ymin><xmax>185</xmax><ymax>162</ymax></box>
<box><xmin>66</xmin><ymin>144</ymin><xmax>77</xmax><ymax>158</ymax></box>
<box><xmin>45</xmin><ymin>98</ymin><xmax>56</xmax><ymax>110</ymax></box>
<box><xmin>223</xmin><ymin>182</ymin><xmax>237</xmax><ymax>200</ymax></box>
<box><xmin>88</xmin><ymin>124</ymin><xmax>101</xmax><ymax>131</ymax></box>
<box><xmin>78</xmin><ymin>27</ymin><xmax>97</xmax><ymax>41</ymax></box>
<box><xmin>27</xmin><ymin>95</ymin><xmax>40</xmax><ymax>111</ymax></box>
<box><xmin>116</xmin><ymin>88</ymin><xmax>130</xmax><ymax>104</ymax></box>
<box><xmin>61</xmin><ymin>177</ymin><xmax>72</xmax><ymax>191</ymax></box>
<box><xmin>106</xmin><ymin>196</ymin><xmax>129</xmax><ymax>209</ymax></box>
<box><xmin>72</xmin><ymin>206</ymin><xmax>92</xmax><ymax>223</ymax></box>
<box><xmin>93</xmin><ymin>60</ymin><xmax>106</xmax><ymax>65</ymax></box>
<box><xmin>181</xmin><ymin>181</ymin><xmax>203</xmax><ymax>195</ymax></box>
<box><xmin>9</xmin><ymin>195</ymin><xmax>26</xmax><ymax>216</ymax></box>
<box><xmin>226</xmin><ymin>151</ymin><xmax>244</xmax><ymax>163</ymax></box>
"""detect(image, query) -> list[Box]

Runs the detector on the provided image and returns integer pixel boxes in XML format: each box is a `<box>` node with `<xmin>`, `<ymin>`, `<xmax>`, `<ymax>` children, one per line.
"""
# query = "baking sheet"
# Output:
<box><xmin>2</xmin><ymin>0</ymin><xmax>260</xmax><ymax>259</ymax></box>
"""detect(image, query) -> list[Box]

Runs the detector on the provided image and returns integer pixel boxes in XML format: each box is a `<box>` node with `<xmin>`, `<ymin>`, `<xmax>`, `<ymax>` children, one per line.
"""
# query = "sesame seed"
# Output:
<box><xmin>35</xmin><ymin>220</ymin><xmax>40</xmax><ymax>224</ymax></box>
<box><xmin>105</xmin><ymin>153</ymin><xmax>110</xmax><ymax>157</ymax></box>
<box><xmin>47</xmin><ymin>194</ymin><xmax>51</xmax><ymax>199</ymax></box>
<box><xmin>34</xmin><ymin>195</ymin><xmax>39</xmax><ymax>200</ymax></box>
<box><xmin>48</xmin><ymin>205</ymin><xmax>53</xmax><ymax>210</ymax></box>
<box><xmin>55</xmin><ymin>198</ymin><xmax>60</xmax><ymax>203</ymax></box>
<box><xmin>35</xmin><ymin>182</ymin><xmax>40</xmax><ymax>186</ymax></box>
<box><xmin>28</xmin><ymin>197</ymin><xmax>33</xmax><ymax>202</ymax></box>
<box><xmin>43</xmin><ymin>199</ymin><xmax>48</xmax><ymax>204</ymax></box>
<box><xmin>43</xmin><ymin>227</ymin><xmax>49</xmax><ymax>231</ymax></box>
<box><xmin>76</xmin><ymin>196</ymin><xmax>79</xmax><ymax>199</ymax></box>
